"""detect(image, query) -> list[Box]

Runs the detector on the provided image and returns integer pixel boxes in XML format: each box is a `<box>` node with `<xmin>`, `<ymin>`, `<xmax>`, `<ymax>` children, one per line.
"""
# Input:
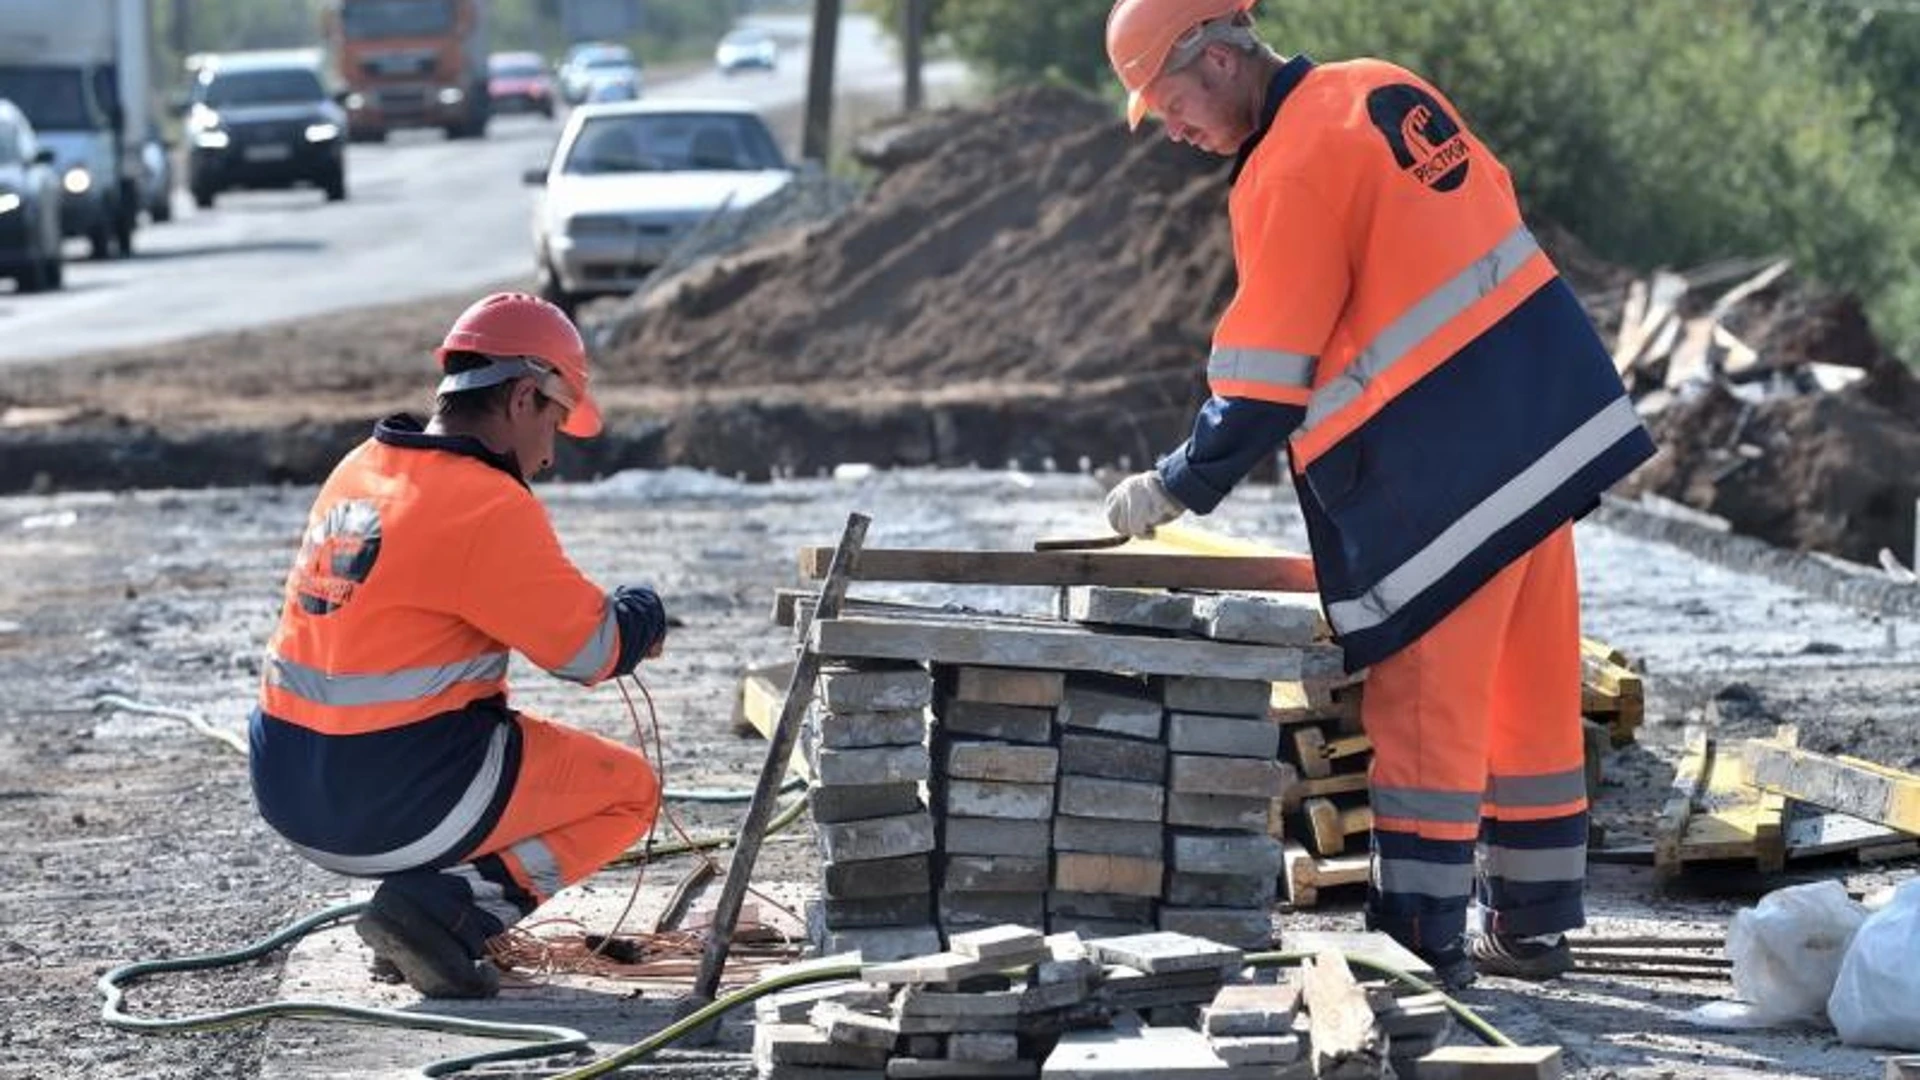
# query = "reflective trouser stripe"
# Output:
<box><xmin>288</xmin><ymin>723</ymin><xmax>510</xmax><ymax>876</ymax></box>
<box><xmin>504</xmin><ymin>837</ymin><xmax>565</xmax><ymax>901</ymax></box>
<box><xmin>1486</xmin><ymin>767</ymin><xmax>1588</xmax><ymax>811</ymax></box>
<box><xmin>1482</xmin><ymin>844</ymin><xmax>1586</xmax><ymax>883</ymax></box>
<box><xmin>1325</xmin><ymin>395</ymin><xmax>1640</xmax><ymax>637</ymax></box>
<box><xmin>451</xmin><ymin>863</ymin><xmax>529</xmax><ymax>928</ymax></box>
<box><xmin>1372</xmin><ymin>786</ymin><xmax>1482</xmax><ymax>826</ymax></box>
<box><xmin>551</xmin><ymin>598</ymin><xmax>618</xmax><ymax>684</ymax></box>
<box><xmin>1376</xmin><ymin>853</ymin><xmax>1477</xmax><ymax>899</ymax></box>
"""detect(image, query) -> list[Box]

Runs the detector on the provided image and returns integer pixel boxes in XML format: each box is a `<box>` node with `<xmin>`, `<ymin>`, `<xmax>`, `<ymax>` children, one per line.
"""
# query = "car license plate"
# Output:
<box><xmin>244</xmin><ymin>143</ymin><xmax>291</xmax><ymax>162</ymax></box>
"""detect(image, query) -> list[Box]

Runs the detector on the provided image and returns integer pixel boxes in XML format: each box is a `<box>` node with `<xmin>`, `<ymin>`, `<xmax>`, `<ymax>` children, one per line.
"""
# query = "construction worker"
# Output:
<box><xmin>1102</xmin><ymin>0</ymin><xmax>1656</xmax><ymax>988</ymax></box>
<box><xmin>248</xmin><ymin>292</ymin><xmax>667</xmax><ymax>998</ymax></box>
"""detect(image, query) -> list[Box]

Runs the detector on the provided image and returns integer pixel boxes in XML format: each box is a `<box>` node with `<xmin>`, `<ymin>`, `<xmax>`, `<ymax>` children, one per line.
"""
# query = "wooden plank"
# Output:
<box><xmin>732</xmin><ymin>661</ymin><xmax>811</xmax><ymax>781</ymax></box>
<box><xmin>1299</xmin><ymin>951</ymin><xmax>1386</xmax><ymax>1078</ymax></box>
<box><xmin>1654</xmin><ymin>729</ymin><xmax>1710</xmax><ymax>880</ymax></box>
<box><xmin>1282</xmin><ymin>771</ymin><xmax>1369</xmax><ymax>813</ymax></box>
<box><xmin>1745</xmin><ymin>742</ymin><xmax>1920</xmax><ymax>836</ymax></box>
<box><xmin>797</xmin><ymin>547</ymin><xmax>1317</xmax><ymax>592</ymax></box>
<box><xmin>1304</xmin><ymin>797</ymin><xmax>1371</xmax><ymax>857</ymax></box>
<box><xmin>1283</xmin><ymin>841</ymin><xmax>1368</xmax><ymax>909</ymax></box>
<box><xmin>810</xmin><ymin>614</ymin><xmax>1345</xmax><ymax>682</ymax></box>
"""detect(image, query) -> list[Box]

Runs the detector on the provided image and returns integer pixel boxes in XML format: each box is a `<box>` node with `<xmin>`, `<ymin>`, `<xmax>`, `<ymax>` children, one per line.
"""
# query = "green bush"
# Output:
<box><xmin>881</xmin><ymin>0</ymin><xmax>1920</xmax><ymax>360</ymax></box>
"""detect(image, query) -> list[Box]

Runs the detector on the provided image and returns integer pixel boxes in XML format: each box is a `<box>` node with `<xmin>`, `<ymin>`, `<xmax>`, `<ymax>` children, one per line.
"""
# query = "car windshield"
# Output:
<box><xmin>586</xmin><ymin>57</ymin><xmax>634</xmax><ymax>71</ymax></box>
<box><xmin>723</xmin><ymin>30</ymin><xmax>771</xmax><ymax>47</ymax></box>
<box><xmin>340</xmin><ymin>0</ymin><xmax>456</xmax><ymax>41</ymax></box>
<box><xmin>563</xmin><ymin>113</ymin><xmax>785</xmax><ymax>174</ymax></box>
<box><xmin>201</xmin><ymin>68</ymin><xmax>326</xmax><ymax>107</ymax></box>
<box><xmin>0</xmin><ymin>68</ymin><xmax>95</xmax><ymax>131</ymax></box>
<box><xmin>490</xmin><ymin>57</ymin><xmax>545</xmax><ymax>77</ymax></box>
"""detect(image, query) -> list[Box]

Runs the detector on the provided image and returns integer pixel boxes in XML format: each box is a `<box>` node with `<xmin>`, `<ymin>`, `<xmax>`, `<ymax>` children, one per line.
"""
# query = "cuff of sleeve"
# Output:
<box><xmin>1158</xmin><ymin>444</ymin><xmax>1228</xmax><ymax>515</ymax></box>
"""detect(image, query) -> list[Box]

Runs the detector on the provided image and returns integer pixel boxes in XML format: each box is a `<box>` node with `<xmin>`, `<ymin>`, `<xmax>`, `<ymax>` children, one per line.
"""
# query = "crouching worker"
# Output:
<box><xmin>248</xmin><ymin>292</ymin><xmax>667</xmax><ymax>998</ymax></box>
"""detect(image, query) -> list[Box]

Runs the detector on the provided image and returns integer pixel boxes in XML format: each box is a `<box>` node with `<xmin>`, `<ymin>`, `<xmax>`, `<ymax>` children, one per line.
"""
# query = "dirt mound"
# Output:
<box><xmin>593</xmin><ymin>84</ymin><xmax>1234</xmax><ymax>393</ymax></box>
<box><xmin>1630</xmin><ymin>364</ymin><xmax>1920</xmax><ymax>564</ymax></box>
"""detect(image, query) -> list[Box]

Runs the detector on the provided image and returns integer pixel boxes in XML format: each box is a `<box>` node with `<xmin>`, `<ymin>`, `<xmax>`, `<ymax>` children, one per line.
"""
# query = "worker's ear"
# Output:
<box><xmin>507</xmin><ymin>377</ymin><xmax>541</xmax><ymax>421</ymax></box>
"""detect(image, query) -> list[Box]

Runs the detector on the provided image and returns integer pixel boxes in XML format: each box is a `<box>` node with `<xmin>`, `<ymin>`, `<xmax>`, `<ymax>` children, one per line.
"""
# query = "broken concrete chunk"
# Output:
<box><xmin>951</xmin><ymin>924</ymin><xmax>1048</xmax><ymax>962</ymax></box>
<box><xmin>1087</xmin><ymin>931</ymin><xmax>1244</xmax><ymax>977</ymax></box>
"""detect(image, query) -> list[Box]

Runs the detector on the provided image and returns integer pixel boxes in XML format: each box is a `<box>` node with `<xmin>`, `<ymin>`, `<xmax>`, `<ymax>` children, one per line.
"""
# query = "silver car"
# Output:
<box><xmin>525</xmin><ymin>99</ymin><xmax>791</xmax><ymax>314</ymax></box>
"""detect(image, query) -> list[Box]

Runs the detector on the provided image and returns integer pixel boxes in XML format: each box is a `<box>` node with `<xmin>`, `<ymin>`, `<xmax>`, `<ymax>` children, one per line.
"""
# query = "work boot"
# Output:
<box><xmin>356</xmin><ymin>887</ymin><xmax>501</xmax><ymax>999</ymax></box>
<box><xmin>1423</xmin><ymin>945</ymin><xmax>1478</xmax><ymax>992</ymax></box>
<box><xmin>1468</xmin><ymin>931</ymin><xmax>1574</xmax><ymax>981</ymax></box>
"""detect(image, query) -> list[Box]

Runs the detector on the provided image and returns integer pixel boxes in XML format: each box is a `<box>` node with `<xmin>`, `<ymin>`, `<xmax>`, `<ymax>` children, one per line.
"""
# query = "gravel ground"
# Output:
<box><xmin>1</xmin><ymin>468</ymin><xmax>1914</xmax><ymax>1079</ymax></box>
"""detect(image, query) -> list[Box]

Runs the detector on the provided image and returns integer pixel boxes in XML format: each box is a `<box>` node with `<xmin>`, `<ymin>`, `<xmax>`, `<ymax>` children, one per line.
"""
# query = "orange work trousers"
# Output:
<box><xmin>379</xmin><ymin>711</ymin><xmax>661</xmax><ymax>953</ymax></box>
<box><xmin>1360</xmin><ymin>522</ymin><xmax>1587</xmax><ymax>961</ymax></box>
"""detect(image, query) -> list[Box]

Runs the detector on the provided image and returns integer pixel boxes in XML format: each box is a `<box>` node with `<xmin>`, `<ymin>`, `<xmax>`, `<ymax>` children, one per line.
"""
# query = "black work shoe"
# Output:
<box><xmin>1425</xmin><ymin>948</ymin><xmax>1478</xmax><ymax>992</ymax></box>
<box><xmin>1468</xmin><ymin>932</ymin><xmax>1574</xmax><ymax>981</ymax></box>
<box><xmin>356</xmin><ymin>889</ymin><xmax>501</xmax><ymax>999</ymax></box>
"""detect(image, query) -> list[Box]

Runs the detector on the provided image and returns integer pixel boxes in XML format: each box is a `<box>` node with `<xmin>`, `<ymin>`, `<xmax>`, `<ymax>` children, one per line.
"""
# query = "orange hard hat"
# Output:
<box><xmin>1106</xmin><ymin>0</ymin><xmax>1258</xmax><ymax>130</ymax></box>
<box><xmin>436</xmin><ymin>292</ymin><xmax>603</xmax><ymax>438</ymax></box>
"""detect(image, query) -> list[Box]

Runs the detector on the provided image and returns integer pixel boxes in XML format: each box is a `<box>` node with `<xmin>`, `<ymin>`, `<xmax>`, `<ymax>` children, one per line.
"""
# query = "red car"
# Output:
<box><xmin>487</xmin><ymin>52</ymin><xmax>555</xmax><ymax>118</ymax></box>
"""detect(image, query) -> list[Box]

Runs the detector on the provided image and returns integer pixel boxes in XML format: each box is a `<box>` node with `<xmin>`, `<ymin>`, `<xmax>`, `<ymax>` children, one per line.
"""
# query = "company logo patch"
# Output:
<box><xmin>293</xmin><ymin>499</ymin><xmax>383</xmax><ymax>615</ymax></box>
<box><xmin>1367</xmin><ymin>84</ymin><xmax>1471</xmax><ymax>193</ymax></box>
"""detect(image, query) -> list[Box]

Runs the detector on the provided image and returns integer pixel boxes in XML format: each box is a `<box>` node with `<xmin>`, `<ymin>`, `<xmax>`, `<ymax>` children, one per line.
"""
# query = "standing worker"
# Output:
<box><xmin>248</xmin><ymin>292</ymin><xmax>669</xmax><ymax>998</ymax></box>
<box><xmin>1101</xmin><ymin>0</ymin><xmax>1655</xmax><ymax>988</ymax></box>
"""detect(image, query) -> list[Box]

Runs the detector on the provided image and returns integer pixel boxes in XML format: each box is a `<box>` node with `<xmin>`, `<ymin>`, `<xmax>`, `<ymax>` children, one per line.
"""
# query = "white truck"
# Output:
<box><xmin>0</xmin><ymin>0</ymin><xmax>155</xmax><ymax>258</ymax></box>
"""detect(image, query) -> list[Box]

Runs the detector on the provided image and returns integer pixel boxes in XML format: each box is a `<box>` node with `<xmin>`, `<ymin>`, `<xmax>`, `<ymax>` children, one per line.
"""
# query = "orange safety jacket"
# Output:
<box><xmin>1158</xmin><ymin>57</ymin><xmax>1654</xmax><ymax>671</ymax></box>
<box><xmin>249</xmin><ymin>416</ymin><xmax>663</xmax><ymax>873</ymax></box>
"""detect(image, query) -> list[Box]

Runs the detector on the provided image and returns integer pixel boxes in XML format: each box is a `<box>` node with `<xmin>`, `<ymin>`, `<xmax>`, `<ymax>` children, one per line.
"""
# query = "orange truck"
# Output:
<box><xmin>323</xmin><ymin>0</ymin><xmax>490</xmax><ymax>141</ymax></box>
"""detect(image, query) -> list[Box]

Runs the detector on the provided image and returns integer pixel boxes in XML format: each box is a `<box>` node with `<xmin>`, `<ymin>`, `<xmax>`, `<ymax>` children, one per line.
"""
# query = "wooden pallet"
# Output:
<box><xmin>1581</xmin><ymin>638</ymin><xmax>1645</xmax><ymax>747</ymax></box>
<box><xmin>1654</xmin><ymin>728</ymin><xmax>1790</xmax><ymax>880</ymax></box>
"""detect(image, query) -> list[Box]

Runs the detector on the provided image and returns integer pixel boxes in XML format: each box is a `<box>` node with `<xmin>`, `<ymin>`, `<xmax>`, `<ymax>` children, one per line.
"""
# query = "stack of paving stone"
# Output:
<box><xmin>932</xmin><ymin>666</ymin><xmax>1066</xmax><ymax>939</ymax></box>
<box><xmin>804</xmin><ymin>662</ymin><xmax>942</xmax><ymax>961</ymax></box>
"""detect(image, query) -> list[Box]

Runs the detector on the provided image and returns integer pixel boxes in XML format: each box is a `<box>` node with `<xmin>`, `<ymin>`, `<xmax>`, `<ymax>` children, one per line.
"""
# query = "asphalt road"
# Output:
<box><xmin>0</xmin><ymin>13</ymin><xmax>962</xmax><ymax>365</ymax></box>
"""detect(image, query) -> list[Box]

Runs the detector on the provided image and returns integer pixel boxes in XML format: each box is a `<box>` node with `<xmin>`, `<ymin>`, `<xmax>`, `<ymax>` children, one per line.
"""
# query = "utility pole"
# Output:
<box><xmin>801</xmin><ymin>0</ymin><xmax>842</xmax><ymax>163</ymax></box>
<box><xmin>902</xmin><ymin>0</ymin><xmax>925</xmax><ymax>113</ymax></box>
<box><xmin>170</xmin><ymin>0</ymin><xmax>192</xmax><ymax>63</ymax></box>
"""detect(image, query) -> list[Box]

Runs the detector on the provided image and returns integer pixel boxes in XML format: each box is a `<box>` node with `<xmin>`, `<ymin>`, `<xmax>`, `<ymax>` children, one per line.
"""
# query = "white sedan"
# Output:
<box><xmin>525</xmin><ymin>99</ymin><xmax>792</xmax><ymax>315</ymax></box>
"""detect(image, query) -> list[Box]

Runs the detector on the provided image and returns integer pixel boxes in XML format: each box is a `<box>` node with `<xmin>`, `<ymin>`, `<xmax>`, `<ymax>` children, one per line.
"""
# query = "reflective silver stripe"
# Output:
<box><xmin>286</xmin><ymin>723</ymin><xmax>510</xmax><ymax>876</ymax></box>
<box><xmin>437</xmin><ymin>356</ymin><xmax>546</xmax><ymax>395</ymax></box>
<box><xmin>1375</xmin><ymin>855</ymin><xmax>1476</xmax><ymax>898</ymax></box>
<box><xmin>1302</xmin><ymin>225</ymin><xmax>1542</xmax><ymax>433</ymax></box>
<box><xmin>1372</xmin><ymin>785</ymin><xmax>1482</xmax><ymax>825</ymax></box>
<box><xmin>1486</xmin><ymin>768</ymin><xmax>1588</xmax><ymax>808</ymax></box>
<box><xmin>1327</xmin><ymin>395</ymin><xmax>1642</xmax><ymax>636</ymax></box>
<box><xmin>510</xmin><ymin>837</ymin><xmax>565</xmax><ymax>900</ymax></box>
<box><xmin>450</xmin><ymin>865</ymin><xmax>526</xmax><ymax>926</ymax></box>
<box><xmin>552</xmin><ymin>599</ymin><xmax>619</xmax><ymax>684</ymax></box>
<box><xmin>1209</xmin><ymin>346</ymin><xmax>1317</xmax><ymax>391</ymax></box>
<box><xmin>1482</xmin><ymin>844</ymin><xmax>1586</xmax><ymax>883</ymax></box>
<box><xmin>267</xmin><ymin>651</ymin><xmax>509</xmax><ymax>708</ymax></box>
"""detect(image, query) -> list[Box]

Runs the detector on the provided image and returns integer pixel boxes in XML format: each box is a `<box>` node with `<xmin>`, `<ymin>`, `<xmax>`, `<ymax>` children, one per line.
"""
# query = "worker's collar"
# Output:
<box><xmin>374</xmin><ymin>414</ymin><xmax>528</xmax><ymax>488</ymax></box>
<box><xmin>1231</xmin><ymin>54</ymin><xmax>1315</xmax><ymax>183</ymax></box>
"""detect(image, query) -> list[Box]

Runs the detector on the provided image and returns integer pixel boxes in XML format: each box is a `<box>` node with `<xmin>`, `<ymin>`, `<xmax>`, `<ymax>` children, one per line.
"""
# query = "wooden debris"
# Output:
<box><xmin>1655</xmin><ymin>729</ymin><xmax>1792</xmax><ymax>879</ymax></box>
<box><xmin>799</xmin><ymin>547</ymin><xmax>1316</xmax><ymax>592</ymax></box>
<box><xmin>1282</xmin><ymin>842</ymin><xmax>1369</xmax><ymax>909</ymax></box>
<box><xmin>1304</xmin><ymin>797</ymin><xmax>1373</xmax><ymax>857</ymax></box>
<box><xmin>1398</xmin><ymin>1045</ymin><xmax>1563</xmax><ymax>1080</ymax></box>
<box><xmin>1300</xmin><ymin>951</ymin><xmax>1389</xmax><ymax>1078</ymax></box>
<box><xmin>1292</xmin><ymin>727</ymin><xmax>1371</xmax><ymax>780</ymax></box>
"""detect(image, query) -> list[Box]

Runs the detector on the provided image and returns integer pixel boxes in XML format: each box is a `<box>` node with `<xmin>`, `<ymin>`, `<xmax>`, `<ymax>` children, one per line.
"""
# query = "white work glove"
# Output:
<box><xmin>1104</xmin><ymin>471</ymin><xmax>1186</xmax><ymax>538</ymax></box>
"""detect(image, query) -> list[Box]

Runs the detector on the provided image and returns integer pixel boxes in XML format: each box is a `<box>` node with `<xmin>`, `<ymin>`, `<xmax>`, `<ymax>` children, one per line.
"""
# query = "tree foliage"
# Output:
<box><xmin>881</xmin><ymin>0</ymin><xmax>1920</xmax><ymax>358</ymax></box>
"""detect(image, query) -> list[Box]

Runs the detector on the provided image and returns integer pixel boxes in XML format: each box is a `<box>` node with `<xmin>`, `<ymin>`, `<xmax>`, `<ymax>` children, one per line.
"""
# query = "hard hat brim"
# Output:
<box><xmin>560</xmin><ymin>392</ymin><xmax>603</xmax><ymax>438</ymax></box>
<box><xmin>1126</xmin><ymin>90</ymin><xmax>1148</xmax><ymax>130</ymax></box>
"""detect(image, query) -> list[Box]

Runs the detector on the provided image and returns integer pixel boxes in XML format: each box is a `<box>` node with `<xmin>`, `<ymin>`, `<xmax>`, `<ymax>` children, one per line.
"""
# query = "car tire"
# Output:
<box><xmin>42</xmin><ymin>249</ymin><xmax>62</xmax><ymax>290</ymax></box>
<box><xmin>87</xmin><ymin>222</ymin><xmax>114</xmax><ymax>260</ymax></box>
<box><xmin>150</xmin><ymin>195</ymin><xmax>173</xmax><ymax>224</ymax></box>
<box><xmin>323</xmin><ymin>167</ymin><xmax>347</xmax><ymax>202</ymax></box>
<box><xmin>192</xmin><ymin>186</ymin><xmax>216</xmax><ymax>210</ymax></box>
<box><xmin>17</xmin><ymin>242</ymin><xmax>48</xmax><ymax>294</ymax></box>
<box><xmin>537</xmin><ymin>257</ymin><xmax>575</xmax><ymax>318</ymax></box>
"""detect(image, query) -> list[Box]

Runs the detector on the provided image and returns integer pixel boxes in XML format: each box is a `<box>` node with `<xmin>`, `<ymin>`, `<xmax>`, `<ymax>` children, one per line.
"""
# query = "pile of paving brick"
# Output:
<box><xmin>753</xmin><ymin>926</ymin><xmax>1508</xmax><ymax>1080</ymax></box>
<box><xmin>794</xmin><ymin>582</ymin><xmax>1353</xmax><ymax>961</ymax></box>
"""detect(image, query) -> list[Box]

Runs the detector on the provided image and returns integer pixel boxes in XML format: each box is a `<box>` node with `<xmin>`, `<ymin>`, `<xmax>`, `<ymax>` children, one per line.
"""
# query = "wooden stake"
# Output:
<box><xmin>689</xmin><ymin>512</ymin><xmax>869</xmax><ymax>1018</ymax></box>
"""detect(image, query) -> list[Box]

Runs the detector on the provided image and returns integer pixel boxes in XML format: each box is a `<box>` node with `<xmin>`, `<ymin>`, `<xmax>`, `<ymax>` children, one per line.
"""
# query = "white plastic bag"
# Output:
<box><xmin>1829</xmin><ymin>878</ymin><xmax>1920</xmax><ymax>1049</ymax></box>
<box><xmin>1727</xmin><ymin>880</ymin><xmax>1868</xmax><ymax>1024</ymax></box>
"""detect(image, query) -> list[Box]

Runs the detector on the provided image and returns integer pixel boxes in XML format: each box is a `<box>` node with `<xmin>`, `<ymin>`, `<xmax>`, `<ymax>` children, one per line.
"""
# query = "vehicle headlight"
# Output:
<box><xmin>194</xmin><ymin>129</ymin><xmax>231</xmax><ymax>149</ymax></box>
<box><xmin>344</xmin><ymin>92</ymin><xmax>366</xmax><ymax>110</ymax></box>
<box><xmin>0</xmin><ymin>192</ymin><xmax>19</xmax><ymax>215</ymax></box>
<box><xmin>437</xmin><ymin>86</ymin><xmax>465</xmax><ymax>105</ymax></box>
<box><xmin>62</xmin><ymin>167</ymin><xmax>91</xmax><ymax>194</ymax></box>
<box><xmin>304</xmin><ymin>122</ymin><xmax>341</xmax><ymax>143</ymax></box>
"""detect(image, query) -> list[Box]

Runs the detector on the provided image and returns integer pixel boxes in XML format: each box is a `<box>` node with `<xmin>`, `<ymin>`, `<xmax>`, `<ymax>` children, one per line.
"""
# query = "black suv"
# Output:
<box><xmin>186</xmin><ymin>53</ymin><xmax>347</xmax><ymax>209</ymax></box>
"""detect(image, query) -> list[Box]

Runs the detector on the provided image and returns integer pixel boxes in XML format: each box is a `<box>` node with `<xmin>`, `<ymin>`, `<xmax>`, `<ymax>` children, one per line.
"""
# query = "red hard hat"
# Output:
<box><xmin>1106</xmin><ymin>0</ymin><xmax>1258</xmax><ymax>130</ymax></box>
<box><xmin>436</xmin><ymin>292</ymin><xmax>602</xmax><ymax>438</ymax></box>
